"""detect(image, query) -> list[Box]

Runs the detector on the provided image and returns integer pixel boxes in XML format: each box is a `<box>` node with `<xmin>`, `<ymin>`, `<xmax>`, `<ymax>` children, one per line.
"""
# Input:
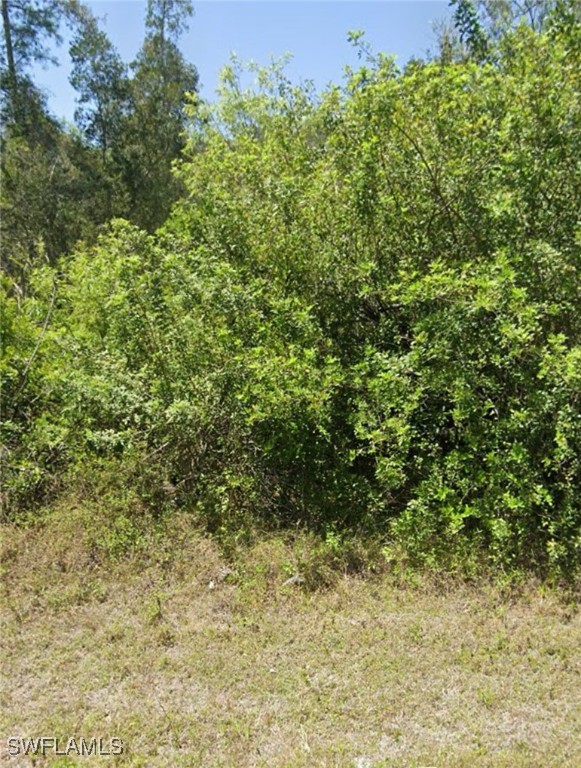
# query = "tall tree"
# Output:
<box><xmin>1</xmin><ymin>0</ymin><xmax>126</xmax><ymax>281</ymax></box>
<box><xmin>441</xmin><ymin>0</ymin><xmax>561</xmax><ymax>61</ymax></box>
<box><xmin>123</xmin><ymin>0</ymin><xmax>198</xmax><ymax>230</ymax></box>
<box><xmin>1</xmin><ymin>0</ymin><xmax>68</xmax><ymax>280</ymax></box>
<box><xmin>450</xmin><ymin>0</ymin><xmax>490</xmax><ymax>60</ymax></box>
<box><xmin>69</xmin><ymin>9</ymin><xmax>129</xmax><ymax>158</ymax></box>
<box><xmin>68</xmin><ymin>6</ymin><xmax>130</xmax><ymax>219</ymax></box>
<box><xmin>0</xmin><ymin>0</ymin><xmax>65</xmax><ymax>131</ymax></box>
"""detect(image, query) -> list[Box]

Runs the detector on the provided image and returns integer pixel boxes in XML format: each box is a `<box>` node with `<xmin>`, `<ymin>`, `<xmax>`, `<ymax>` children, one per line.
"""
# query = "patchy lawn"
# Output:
<box><xmin>1</xmin><ymin>510</ymin><xmax>580</xmax><ymax>767</ymax></box>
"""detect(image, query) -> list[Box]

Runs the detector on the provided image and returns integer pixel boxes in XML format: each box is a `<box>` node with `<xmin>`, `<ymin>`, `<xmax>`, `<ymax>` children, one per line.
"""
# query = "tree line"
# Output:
<box><xmin>1</xmin><ymin>0</ymin><xmax>197</xmax><ymax>285</ymax></box>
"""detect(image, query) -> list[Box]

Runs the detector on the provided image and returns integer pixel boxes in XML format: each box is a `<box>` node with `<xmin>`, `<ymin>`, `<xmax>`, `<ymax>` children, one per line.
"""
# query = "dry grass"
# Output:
<box><xmin>1</xmin><ymin>506</ymin><xmax>580</xmax><ymax>767</ymax></box>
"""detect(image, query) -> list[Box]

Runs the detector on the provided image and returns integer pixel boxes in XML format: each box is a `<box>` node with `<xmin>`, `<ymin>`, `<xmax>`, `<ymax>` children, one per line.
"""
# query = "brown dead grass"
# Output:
<box><xmin>1</xmin><ymin>507</ymin><xmax>580</xmax><ymax>767</ymax></box>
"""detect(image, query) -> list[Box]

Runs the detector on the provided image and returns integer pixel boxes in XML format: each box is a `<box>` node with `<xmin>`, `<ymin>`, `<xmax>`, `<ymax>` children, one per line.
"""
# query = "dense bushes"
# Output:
<box><xmin>1</xmin><ymin>18</ymin><xmax>579</xmax><ymax>576</ymax></box>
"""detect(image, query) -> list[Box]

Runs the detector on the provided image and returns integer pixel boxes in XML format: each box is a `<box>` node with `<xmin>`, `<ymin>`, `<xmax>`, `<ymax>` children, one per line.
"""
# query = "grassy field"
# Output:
<box><xmin>1</xmin><ymin>506</ymin><xmax>580</xmax><ymax>768</ymax></box>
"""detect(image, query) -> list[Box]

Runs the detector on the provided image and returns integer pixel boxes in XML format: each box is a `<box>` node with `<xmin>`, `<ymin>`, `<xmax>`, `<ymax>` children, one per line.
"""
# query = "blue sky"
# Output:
<box><xmin>34</xmin><ymin>1</ymin><xmax>451</xmax><ymax>123</ymax></box>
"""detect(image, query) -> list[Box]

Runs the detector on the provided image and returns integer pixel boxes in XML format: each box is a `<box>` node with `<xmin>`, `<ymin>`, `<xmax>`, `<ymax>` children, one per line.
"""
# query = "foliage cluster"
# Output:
<box><xmin>2</xmin><ymin>2</ymin><xmax>580</xmax><ymax>578</ymax></box>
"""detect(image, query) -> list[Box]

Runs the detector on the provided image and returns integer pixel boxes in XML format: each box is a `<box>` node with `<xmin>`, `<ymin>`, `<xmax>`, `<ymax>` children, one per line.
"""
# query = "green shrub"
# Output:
<box><xmin>2</xmin><ymin>17</ymin><xmax>579</xmax><ymax>578</ymax></box>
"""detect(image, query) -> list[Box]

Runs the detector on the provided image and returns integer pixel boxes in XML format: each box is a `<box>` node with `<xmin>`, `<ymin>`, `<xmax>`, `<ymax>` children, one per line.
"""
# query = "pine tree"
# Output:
<box><xmin>123</xmin><ymin>0</ymin><xmax>199</xmax><ymax>230</ymax></box>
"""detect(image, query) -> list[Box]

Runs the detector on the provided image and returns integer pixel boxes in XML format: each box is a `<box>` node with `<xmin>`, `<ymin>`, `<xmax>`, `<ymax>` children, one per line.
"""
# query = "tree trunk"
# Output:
<box><xmin>1</xmin><ymin>0</ymin><xmax>21</xmax><ymax>124</ymax></box>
